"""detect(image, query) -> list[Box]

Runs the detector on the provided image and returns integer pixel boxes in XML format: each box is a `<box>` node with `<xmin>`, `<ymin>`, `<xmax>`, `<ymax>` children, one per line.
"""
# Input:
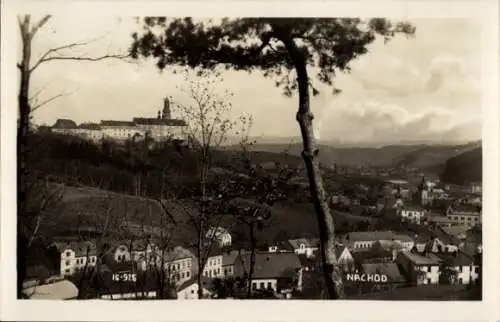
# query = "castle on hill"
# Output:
<box><xmin>51</xmin><ymin>97</ymin><xmax>188</xmax><ymax>142</ymax></box>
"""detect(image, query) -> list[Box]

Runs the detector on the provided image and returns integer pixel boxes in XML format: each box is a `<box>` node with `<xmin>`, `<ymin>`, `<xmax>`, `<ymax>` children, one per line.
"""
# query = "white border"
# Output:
<box><xmin>1</xmin><ymin>0</ymin><xmax>499</xmax><ymax>321</ymax></box>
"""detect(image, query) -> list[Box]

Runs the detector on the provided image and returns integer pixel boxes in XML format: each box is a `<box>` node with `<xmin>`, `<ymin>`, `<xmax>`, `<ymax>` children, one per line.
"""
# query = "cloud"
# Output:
<box><xmin>30</xmin><ymin>17</ymin><xmax>481</xmax><ymax>144</ymax></box>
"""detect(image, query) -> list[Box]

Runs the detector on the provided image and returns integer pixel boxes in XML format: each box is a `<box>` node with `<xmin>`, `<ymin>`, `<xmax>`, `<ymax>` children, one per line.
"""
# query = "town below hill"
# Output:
<box><xmin>21</xmin><ymin>130</ymin><xmax>482</xmax><ymax>300</ymax></box>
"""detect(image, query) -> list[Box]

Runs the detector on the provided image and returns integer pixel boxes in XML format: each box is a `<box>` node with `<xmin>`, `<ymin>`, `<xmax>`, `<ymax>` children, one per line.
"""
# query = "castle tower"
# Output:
<box><xmin>162</xmin><ymin>97</ymin><xmax>171</xmax><ymax>120</ymax></box>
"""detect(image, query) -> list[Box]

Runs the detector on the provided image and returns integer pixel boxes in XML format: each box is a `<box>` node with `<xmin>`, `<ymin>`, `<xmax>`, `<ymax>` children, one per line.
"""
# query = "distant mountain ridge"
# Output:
<box><xmin>225</xmin><ymin>140</ymin><xmax>482</xmax><ymax>170</ymax></box>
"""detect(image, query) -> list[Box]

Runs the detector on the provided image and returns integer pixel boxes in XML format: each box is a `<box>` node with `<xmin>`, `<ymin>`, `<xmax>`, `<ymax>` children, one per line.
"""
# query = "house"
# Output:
<box><xmin>343</xmin><ymin>231</ymin><xmax>414</xmax><ymax>252</ymax></box>
<box><xmin>221</xmin><ymin>250</ymin><xmax>241</xmax><ymax>278</ymax></box>
<box><xmin>22</xmin><ymin>279</ymin><xmax>79</xmax><ymax>300</ymax></box>
<box><xmin>206</xmin><ymin>226</ymin><xmax>232</xmax><ymax>248</ymax></box>
<box><xmin>234</xmin><ymin>252</ymin><xmax>303</xmax><ymax>295</ymax></box>
<box><xmin>399</xmin><ymin>206</ymin><xmax>425</xmax><ymax>224</ymax></box>
<box><xmin>202</xmin><ymin>249</ymin><xmax>224</xmax><ymax>279</ymax></box>
<box><xmin>396</xmin><ymin>252</ymin><xmax>442</xmax><ymax>285</ymax></box>
<box><xmin>161</xmin><ymin>246</ymin><xmax>196</xmax><ymax>286</ymax></box>
<box><xmin>446</xmin><ymin>204</ymin><xmax>482</xmax><ymax>228</ymax></box>
<box><xmin>130</xmin><ymin>240</ymin><xmax>160</xmax><ymax>268</ymax></box>
<box><xmin>52</xmin><ymin>241</ymin><xmax>97</xmax><ymax>277</ymax></box>
<box><xmin>266</xmin><ymin>240</ymin><xmax>294</xmax><ymax>253</ymax></box>
<box><xmin>336</xmin><ymin>245</ymin><xmax>355</xmax><ymax>271</ymax></box>
<box><xmin>427</xmin><ymin>237</ymin><xmax>459</xmax><ymax>253</ymax></box>
<box><xmin>470</xmin><ymin>182</ymin><xmax>482</xmax><ymax>194</ymax></box>
<box><xmin>435</xmin><ymin>251</ymin><xmax>480</xmax><ymax>284</ymax></box>
<box><xmin>352</xmin><ymin>244</ymin><xmax>394</xmax><ymax>266</ymax></box>
<box><xmin>412</xmin><ymin>234</ymin><xmax>432</xmax><ymax>253</ymax></box>
<box><xmin>288</xmin><ymin>238</ymin><xmax>319</xmax><ymax>258</ymax></box>
<box><xmin>391</xmin><ymin>234</ymin><xmax>415</xmax><ymax>251</ymax></box>
<box><xmin>298</xmin><ymin>245</ymin><xmax>354</xmax><ymax>273</ymax></box>
<box><xmin>176</xmin><ymin>277</ymin><xmax>213</xmax><ymax>300</ymax></box>
<box><xmin>343</xmin><ymin>231</ymin><xmax>394</xmax><ymax>250</ymax></box>
<box><xmin>113</xmin><ymin>243</ymin><xmax>132</xmax><ymax>263</ymax></box>
<box><xmin>426</xmin><ymin>214</ymin><xmax>453</xmax><ymax>228</ymax></box>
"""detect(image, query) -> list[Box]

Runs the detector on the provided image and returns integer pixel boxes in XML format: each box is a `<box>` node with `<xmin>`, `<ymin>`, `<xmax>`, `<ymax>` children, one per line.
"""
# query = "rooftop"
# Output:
<box><xmin>52</xmin><ymin>241</ymin><xmax>97</xmax><ymax>257</ymax></box>
<box><xmin>288</xmin><ymin>238</ymin><xmax>320</xmax><ymax>249</ymax></box>
<box><xmin>361</xmin><ymin>263</ymin><xmax>405</xmax><ymax>283</ymax></box>
<box><xmin>133</xmin><ymin>117</ymin><xmax>187</xmax><ymax>126</ymax></box>
<box><xmin>78</xmin><ymin>123</ymin><xmax>101</xmax><ymax>130</ymax></box>
<box><xmin>449</xmin><ymin>204</ymin><xmax>482</xmax><ymax>214</ymax></box>
<box><xmin>399</xmin><ymin>251</ymin><xmax>442</xmax><ymax>265</ymax></box>
<box><xmin>344</xmin><ymin>231</ymin><xmax>412</xmax><ymax>242</ymax></box>
<box><xmin>238</xmin><ymin>252</ymin><xmax>301</xmax><ymax>279</ymax></box>
<box><xmin>435</xmin><ymin>251</ymin><xmax>476</xmax><ymax>266</ymax></box>
<box><xmin>52</xmin><ymin>119</ymin><xmax>78</xmax><ymax>129</ymax></box>
<box><xmin>100</xmin><ymin>120</ymin><xmax>137</xmax><ymax>127</ymax></box>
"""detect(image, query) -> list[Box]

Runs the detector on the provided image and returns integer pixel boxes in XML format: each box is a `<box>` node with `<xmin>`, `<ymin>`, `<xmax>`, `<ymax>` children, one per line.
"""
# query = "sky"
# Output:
<box><xmin>24</xmin><ymin>16</ymin><xmax>482</xmax><ymax>145</ymax></box>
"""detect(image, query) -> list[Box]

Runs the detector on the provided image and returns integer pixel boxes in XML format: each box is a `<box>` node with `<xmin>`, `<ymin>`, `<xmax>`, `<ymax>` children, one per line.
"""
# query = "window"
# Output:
<box><xmin>267</xmin><ymin>282</ymin><xmax>272</xmax><ymax>289</ymax></box>
<box><xmin>458</xmin><ymin>266</ymin><xmax>463</xmax><ymax>273</ymax></box>
<box><xmin>191</xmin><ymin>290</ymin><xmax>194</xmax><ymax>294</ymax></box>
<box><xmin>65</xmin><ymin>260</ymin><xmax>70</xmax><ymax>266</ymax></box>
<box><xmin>65</xmin><ymin>268</ymin><xmax>70</xmax><ymax>274</ymax></box>
<box><xmin>475</xmin><ymin>267</ymin><xmax>479</xmax><ymax>274</ymax></box>
<box><xmin>252</xmin><ymin>282</ymin><xmax>257</xmax><ymax>290</ymax></box>
<box><xmin>427</xmin><ymin>278</ymin><xmax>431</xmax><ymax>284</ymax></box>
<box><xmin>186</xmin><ymin>271</ymin><xmax>190</xmax><ymax>278</ymax></box>
<box><xmin>65</xmin><ymin>251</ymin><xmax>71</xmax><ymax>257</ymax></box>
<box><xmin>181</xmin><ymin>272</ymin><xmax>185</xmax><ymax>278</ymax></box>
<box><xmin>260</xmin><ymin>282</ymin><xmax>265</xmax><ymax>289</ymax></box>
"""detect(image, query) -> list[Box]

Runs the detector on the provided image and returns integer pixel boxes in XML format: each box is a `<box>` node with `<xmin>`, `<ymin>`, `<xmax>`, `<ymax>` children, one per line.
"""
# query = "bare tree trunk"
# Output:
<box><xmin>247</xmin><ymin>223</ymin><xmax>256</xmax><ymax>298</ymax></box>
<box><xmin>284</xmin><ymin>39</ymin><xmax>345</xmax><ymax>300</ymax></box>
<box><xmin>17</xmin><ymin>23</ymin><xmax>32</xmax><ymax>299</ymax></box>
<box><xmin>197</xmin><ymin>226</ymin><xmax>204</xmax><ymax>299</ymax></box>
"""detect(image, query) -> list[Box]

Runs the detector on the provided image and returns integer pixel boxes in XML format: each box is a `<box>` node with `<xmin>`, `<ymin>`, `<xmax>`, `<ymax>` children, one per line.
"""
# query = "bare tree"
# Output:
<box><xmin>16</xmin><ymin>14</ymin><xmax>128</xmax><ymax>297</ymax></box>
<box><xmin>167</xmin><ymin>69</ymin><xmax>237</xmax><ymax>299</ymax></box>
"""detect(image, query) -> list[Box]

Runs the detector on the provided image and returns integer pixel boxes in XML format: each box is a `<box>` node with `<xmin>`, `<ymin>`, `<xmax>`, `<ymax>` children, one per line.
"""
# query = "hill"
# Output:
<box><xmin>41</xmin><ymin>183</ymin><xmax>371</xmax><ymax>247</ymax></box>
<box><xmin>440</xmin><ymin>147</ymin><xmax>482</xmax><ymax>185</ymax></box>
<box><xmin>232</xmin><ymin>141</ymin><xmax>482</xmax><ymax>170</ymax></box>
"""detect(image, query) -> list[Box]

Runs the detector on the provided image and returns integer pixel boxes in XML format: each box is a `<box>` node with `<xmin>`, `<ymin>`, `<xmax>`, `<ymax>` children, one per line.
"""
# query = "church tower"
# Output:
<box><xmin>417</xmin><ymin>175</ymin><xmax>431</xmax><ymax>206</ymax></box>
<box><xmin>162</xmin><ymin>97</ymin><xmax>171</xmax><ymax>120</ymax></box>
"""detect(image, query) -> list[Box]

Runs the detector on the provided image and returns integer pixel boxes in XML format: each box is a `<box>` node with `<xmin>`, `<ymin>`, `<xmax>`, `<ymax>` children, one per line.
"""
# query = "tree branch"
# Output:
<box><xmin>31</xmin><ymin>92</ymin><xmax>67</xmax><ymax>112</ymax></box>
<box><xmin>30</xmin><ymin>15</ymin><xmax>52</xmax><ymax>38</ymax></box>
<box><xmin>30</xmin><ymin>47</ymin><xmax>129</xmax><ymax>73</ymax></box>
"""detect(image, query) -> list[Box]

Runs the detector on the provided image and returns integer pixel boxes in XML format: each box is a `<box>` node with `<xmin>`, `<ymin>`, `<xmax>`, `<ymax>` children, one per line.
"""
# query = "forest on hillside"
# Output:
<box><xmin>440</xmin><ymin>147</ymin><xmax>482</xmax><ymax>185</ymax></box>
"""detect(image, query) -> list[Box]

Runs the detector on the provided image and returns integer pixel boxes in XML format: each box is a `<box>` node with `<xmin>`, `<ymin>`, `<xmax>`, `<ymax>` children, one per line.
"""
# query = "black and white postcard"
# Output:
<box><xmin>1</xmin><ymin>0</ymin><xmax>499</xmax><ymax>321</ymax></box>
